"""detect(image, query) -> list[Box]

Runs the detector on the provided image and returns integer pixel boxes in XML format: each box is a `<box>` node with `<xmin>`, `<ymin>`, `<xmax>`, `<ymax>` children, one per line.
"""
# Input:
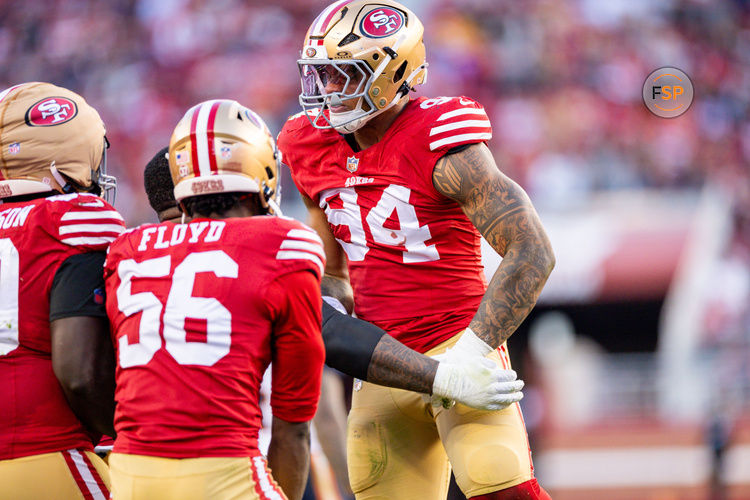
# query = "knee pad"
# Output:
<box><xmin>444</xmin><ymin>420</ymin><xmax>532</xmax><ymax>495</ymax></box>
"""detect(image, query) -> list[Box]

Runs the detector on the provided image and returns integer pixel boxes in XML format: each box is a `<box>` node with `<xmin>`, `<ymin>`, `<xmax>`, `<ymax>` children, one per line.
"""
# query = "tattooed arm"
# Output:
<box><xmin>433</xmin><ymin>143</ymin><xmax>555</xmax><ymax>349</ymax></box>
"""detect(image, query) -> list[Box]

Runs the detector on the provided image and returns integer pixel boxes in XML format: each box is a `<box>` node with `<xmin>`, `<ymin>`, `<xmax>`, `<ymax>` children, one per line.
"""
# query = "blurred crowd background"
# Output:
<box><xmin>2</xmin><ymin>0</ymin><xmax>749</xmax><ymax>498</ymax></box>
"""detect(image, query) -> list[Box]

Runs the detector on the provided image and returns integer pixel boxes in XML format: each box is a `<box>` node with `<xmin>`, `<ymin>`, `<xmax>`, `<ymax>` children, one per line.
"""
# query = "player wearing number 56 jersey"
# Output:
<box><xmin>0</xmin><ymin>83</ymin><xmax>121</xmax><ymax>500</ymax></box>
<box><xmin>105</xmin><ymin>100</ymin><xmax>325</xmax><ymax>500</ymax></box>
<box><xmin>279</xmin><ymin>1</ymin><xmax>555</xmax><ymax>499</ymax></box>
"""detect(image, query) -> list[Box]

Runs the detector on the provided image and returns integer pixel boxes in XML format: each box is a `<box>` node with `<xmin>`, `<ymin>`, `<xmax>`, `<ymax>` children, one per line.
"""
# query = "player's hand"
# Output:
<box><xmin>431</xmin><ymin>355</ymin><xmax>524</xmax><ymax>411</ymax></box>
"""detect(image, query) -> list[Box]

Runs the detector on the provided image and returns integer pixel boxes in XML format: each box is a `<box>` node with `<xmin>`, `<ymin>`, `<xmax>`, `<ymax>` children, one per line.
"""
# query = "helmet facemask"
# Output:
<box><xmin>299</xmin><ymin>59</ymin><xmax>375</xmax><ymax>133</ymax></box>
<box><xmin>96</xmin><ymin>136</ymin><xmax>117</xmax><ymax>204</ymax></box>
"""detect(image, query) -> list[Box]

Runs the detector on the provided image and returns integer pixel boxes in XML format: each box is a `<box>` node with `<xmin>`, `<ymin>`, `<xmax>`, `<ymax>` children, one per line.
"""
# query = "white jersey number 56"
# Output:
<box><xmin>115</xmin><ymin>250</ymin><xmax>237</xmax><ymax>368</ymax></box>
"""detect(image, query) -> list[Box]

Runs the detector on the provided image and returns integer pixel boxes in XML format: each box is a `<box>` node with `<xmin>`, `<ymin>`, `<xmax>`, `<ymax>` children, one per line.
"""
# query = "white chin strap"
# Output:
<box><xmin>267</xmin><ymin>197</ymin><xmax>283</xmax><ymax>216</ymax></box>
<box><xmin>329</xmin><ymin>94</ymin><xmax>403</xmax><ymax>134</ymax></box>
<box><xmin>329</xmin><ymin>98</ymin><xmax>369</xmax><ymax>133</ymax></box>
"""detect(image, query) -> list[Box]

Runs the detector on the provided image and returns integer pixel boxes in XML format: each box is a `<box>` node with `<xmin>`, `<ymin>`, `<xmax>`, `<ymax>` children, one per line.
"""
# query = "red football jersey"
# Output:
<box><xmin>104</xmin><ymin>216</ymin><xmax>326</xmax><ymax>458</ymax></box>
<box><xmin>0</xmin><ymin>193</ymin><xmax>125</xmax><ymax>459</ymax></box>
<box><xmin>279</xmin><ymin>96</ymin><xmax>491</xmax><ymax>353</ymax></box>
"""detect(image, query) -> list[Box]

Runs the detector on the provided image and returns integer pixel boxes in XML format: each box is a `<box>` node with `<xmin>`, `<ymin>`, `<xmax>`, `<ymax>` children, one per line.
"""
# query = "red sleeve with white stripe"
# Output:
<box><xmin>54</xmin><ymin>194</ymin><xmax>125</xmax><ymax>251</ymax></box>
<box><xmin>274</xmin><ymin>222</ymin><xmax>326</xmax><ymax>280</ymax></box>
<box><xmin>424</xmin><ymin>96</ymin><xmax>492</xmax><ymax>155</ymax></box>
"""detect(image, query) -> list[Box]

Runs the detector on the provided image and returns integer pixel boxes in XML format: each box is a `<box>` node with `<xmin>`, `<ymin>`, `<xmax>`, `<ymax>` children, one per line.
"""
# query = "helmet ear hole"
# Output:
<box><xmin>393</xmin><ymin>61</ymin><xmax>407</xmax><ymax>83</ymax></box>
<box><xmin>265</xmin><ymin>166</ymin><xmax>275</xmax><ymax>179</ymax></box>
<box><xmin>338</xmin><ymin>33</ymin><xmax>360</xmax><ymax>46</ymax></box>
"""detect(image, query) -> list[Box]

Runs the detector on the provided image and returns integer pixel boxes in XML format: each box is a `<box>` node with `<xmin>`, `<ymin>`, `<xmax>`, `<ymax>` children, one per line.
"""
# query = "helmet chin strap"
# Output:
<box><xmin>49</xmin><ymin>162</ymin><xmax>76</xmax><ymax>194</ymax></box>
<box><xmin>330</xmin><ymin>93</ymin><xmax>405</xmax><ymax>134</ymax></box>
<box><xmin>267</xmin><ymin>197</ymin><xmax>283</xmax><ymax>216</ymax></box>
<box><xmin>329</xmin><ymin>97</ymin><xmax>369</xmax><ymax>133</ymax></box>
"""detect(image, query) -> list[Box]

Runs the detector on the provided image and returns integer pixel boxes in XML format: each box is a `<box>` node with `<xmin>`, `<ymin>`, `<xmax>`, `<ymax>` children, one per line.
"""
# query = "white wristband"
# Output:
<box><xmin>322</xmin><ymin>296</ymin><xmax>348</xmax><ymax>315</ymax></box>
<box><xmin>454</xmin><ymin>327</ymin><xmax>494</xmax><ymax>358</ymax></box>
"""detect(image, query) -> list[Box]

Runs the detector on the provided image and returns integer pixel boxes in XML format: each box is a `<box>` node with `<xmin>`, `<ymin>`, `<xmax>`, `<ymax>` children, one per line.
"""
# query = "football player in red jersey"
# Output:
<box><xmin>141</xmin><ymin>143</ymin><xmax>526</xmax><ymax>500</ymax></box>
<box><xmin>0</xmin><ymin>82</ymin><xmax>123</xmax><ymax>500</ymax></box>
<box><xmin>105</xmin><ymin>100</ymin><xmax>328</xmax><ymax>500</ymax></box>
<box><xmin>143</xmin><ymin>144</ymin><xmax>525</xmax><ymax>411</ymax></box>
<box><xmin>278</xmin><ymin>1</ymin><xmax>556</xmax><ymax>499</ymax></box>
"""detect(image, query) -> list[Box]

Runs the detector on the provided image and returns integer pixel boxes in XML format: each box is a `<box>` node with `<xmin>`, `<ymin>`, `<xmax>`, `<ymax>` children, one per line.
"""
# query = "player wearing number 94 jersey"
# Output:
<box><xmin>104</xmin><ymin>99</ymin><xmax>325</xmax><ymax>500</ymax></box>
<box><xmin>279</xmin><ymin>1</ymin><xmax>555</xmax><ymax>499</ymax></box>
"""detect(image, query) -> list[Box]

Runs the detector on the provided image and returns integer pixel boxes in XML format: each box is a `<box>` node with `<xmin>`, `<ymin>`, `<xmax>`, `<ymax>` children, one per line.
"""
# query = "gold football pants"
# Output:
<box><xmin>347</xmin><ymin>335</ymin><xmax>535</xmax><ymax>499</ymax></box>
<box><xmin>0</xmin><ymin>449</ymin><xmax>110</xmax><ymax>500</ymax></box>
<box><xmin>109</xmin><ymin>452</ymin><xmax>286</xmax><ymax>500</ymax></box>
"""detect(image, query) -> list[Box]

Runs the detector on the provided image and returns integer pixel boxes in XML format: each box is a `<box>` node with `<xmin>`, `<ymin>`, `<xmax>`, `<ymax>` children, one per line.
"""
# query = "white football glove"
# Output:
<box><xmin>431</xmin><ymin>328</ymin><xmax>523</xmax><ymax>411</ymax></box>
<box><xmin>431</xmin><ymin>357</ymin><xmax>523</xmax><ymax>411</ymax></box>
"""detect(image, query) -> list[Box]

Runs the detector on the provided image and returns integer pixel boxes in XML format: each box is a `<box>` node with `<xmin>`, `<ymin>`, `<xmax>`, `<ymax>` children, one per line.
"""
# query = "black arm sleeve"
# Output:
<box><xmin>321</xmin><ymin>301</ymin><xmax>384</xmax><ymax>380</ymax></box>
<box><xmin>49</xmin><ymin>252</ymin><xmax>108</xmax><ymax>321</ymax></box>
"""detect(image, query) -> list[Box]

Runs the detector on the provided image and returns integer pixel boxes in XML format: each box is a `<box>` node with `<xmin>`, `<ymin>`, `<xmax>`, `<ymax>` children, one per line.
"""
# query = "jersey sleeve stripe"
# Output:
<box><xmin>280</xmin><ymin>239</ymin><xmax>325</xmax><ymax>260</ymax></box>
<box><xmin>59</xmin><ymin>223</ymin><xmax>126</xmax><ymax>235</ymax></box>
<box><xmin>276</xmin><ymin>250</ymin><xmax>324</xmax><ymax>276</ymax></box>
<box><xmin>429</xmin><ymin>132</ymin><xmax>492</xmax><ymax>151</ymax></box>
<box><xmin>429</xmin><ymin>119</ymin><xmax>491</xmax><ymax>136</ymax></box>
<box><xmin>61</xmin><ymin>236</ymin><xmax>118</xmax><ymax>246</ymax></box>
<box><xmin>61</xmin><ymin>210</ymin><xmax>124</xmax><ymax>221</ymax></box>
<box><xmin>436</xmin><ymin>108</ymin><xmax>488</xmax><ymax>121</ymax></box>
<box><xmin>286</xmin><ymin>228</ymin><xmax>323</xmax><ymax>244</ymax></box>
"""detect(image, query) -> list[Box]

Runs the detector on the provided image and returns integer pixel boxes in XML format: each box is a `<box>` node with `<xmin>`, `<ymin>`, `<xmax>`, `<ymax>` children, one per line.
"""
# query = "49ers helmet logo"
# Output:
<box><xmin>25</xmin><ymin>97</ymin><xmax>78</xmax><ymax>126</ymax></box>
<box><xmin>360</xmin><ymin>7</ymin><xmax>405</xmax><ymax>38</ymax></box>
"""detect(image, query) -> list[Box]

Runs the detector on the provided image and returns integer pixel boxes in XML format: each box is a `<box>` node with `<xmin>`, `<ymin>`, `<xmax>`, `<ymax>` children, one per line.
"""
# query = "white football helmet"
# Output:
<box><xmin>298</xmin><ymin>0</ymin><xmax>428</xmax><ymax>133</ymax></box>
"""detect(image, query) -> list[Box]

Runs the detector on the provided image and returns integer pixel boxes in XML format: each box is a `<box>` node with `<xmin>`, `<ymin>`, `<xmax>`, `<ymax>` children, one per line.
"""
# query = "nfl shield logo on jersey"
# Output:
<box><xmin>8</xmin><ymin>142</ymin><xmax>20</xmax><ymax>155</ymax></box>
<box><xmin>346</xmin><ymin>156</ymin><xmax>359</xmax><ymax>173</ymax></box>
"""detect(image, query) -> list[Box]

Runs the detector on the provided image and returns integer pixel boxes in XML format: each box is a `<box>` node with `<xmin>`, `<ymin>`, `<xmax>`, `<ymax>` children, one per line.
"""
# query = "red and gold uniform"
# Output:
<box><xmin>104</xmin><ymin>215</ymin><xmax>326</xmax><ymax>500</ymax></box>
<box><xmin>281</xmin><ymin>96</ymin><xmax>490</xmax><ymax>353</ymax></box>
<box><xmin>279</xmin><ymin>96</ymin><xmax>535</xmax><ymax>498</ymax></box>
<box><xmin>0</xmin><ymin>193</ymin><xmax>124</xmax><ymax>500</ymax></box>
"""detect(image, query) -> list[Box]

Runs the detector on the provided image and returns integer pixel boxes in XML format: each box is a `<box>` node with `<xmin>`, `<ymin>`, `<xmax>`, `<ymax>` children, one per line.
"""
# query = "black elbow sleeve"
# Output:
<box><xmin>321</xmin><ymin>301</ymin><xmax>384</xmax><ymax>380</ymax></box>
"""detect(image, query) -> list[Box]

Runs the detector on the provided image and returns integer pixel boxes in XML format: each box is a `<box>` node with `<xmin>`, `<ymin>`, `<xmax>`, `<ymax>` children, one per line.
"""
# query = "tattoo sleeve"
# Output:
<box><xmin>367</xmin><ymin>335</ymin><xmax>438</xmax><ymax>394</ymax></box>
<box><xmin>433</xmin><ymin>143</ymin><xmax>555</xmax><ymax>348</ymax></box>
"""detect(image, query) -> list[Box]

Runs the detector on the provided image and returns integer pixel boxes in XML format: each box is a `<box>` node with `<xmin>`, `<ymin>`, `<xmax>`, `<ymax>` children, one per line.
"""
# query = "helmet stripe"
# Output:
<box><xmin>189</xmin><ymin>104</ymin><xmax>201</xmax><ymax>178</ymax></box>
<box><xmin>206</xmin><ymin>101</ymin><xmax>221</xmax><ymax>174</ymax></box>
<box><xmin>190</xmin><ymin>100</ymin><xmax>222</xmax><ymax>177</ymax></box>
<box><xmin>0</xmin><ymin>84</ymin><xmax>24</xmax><ymax>104</ymax></box>
<box><xmin>311</xmin><ymin>0</ymin><xmax>354</xmax><ymax>36</ymax></box>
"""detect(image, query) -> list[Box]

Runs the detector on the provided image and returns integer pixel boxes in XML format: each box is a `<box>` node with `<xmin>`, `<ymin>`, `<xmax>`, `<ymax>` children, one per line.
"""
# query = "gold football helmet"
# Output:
<box><xmin>0</xmin><ymin>82</ymin><xmax>116</xmax><ymax>201</ymax></box>
<box><xmin>298</xmin><ymin>0</ymin><xmax>427</xmax><ymax>133</ymax></box>
<box><xmin>168</xmin><ymin>99</ymin><xmax>281</xmax><ymax>214</ymax></box>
